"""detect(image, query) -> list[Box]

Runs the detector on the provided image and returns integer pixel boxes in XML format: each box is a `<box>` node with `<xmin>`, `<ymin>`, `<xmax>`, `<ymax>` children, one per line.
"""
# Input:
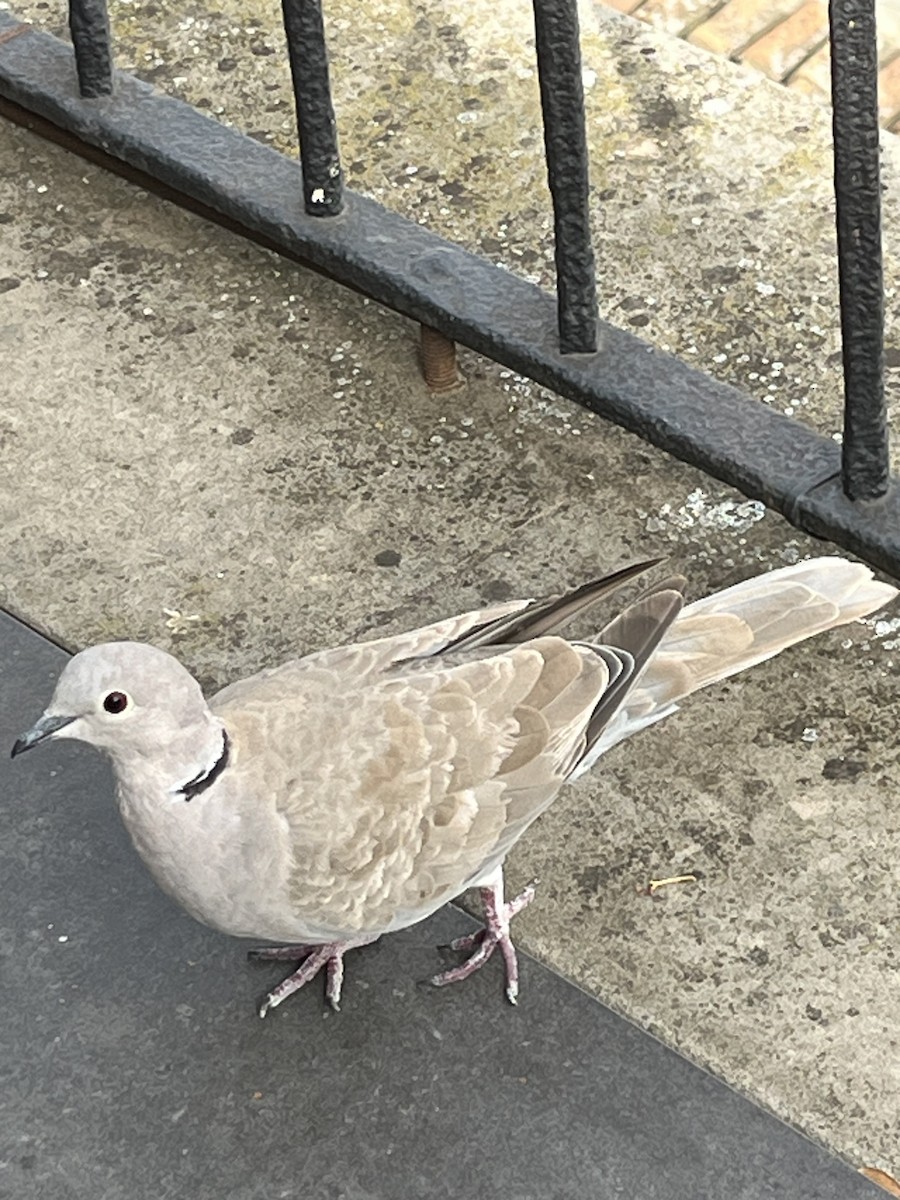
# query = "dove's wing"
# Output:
<box><xmin>211</xmin><ymin>571</ymin><xmax>683</xmax><ymax>940</ymax></box>
<box><xmin>212</xmin><ymin>617</ymin><xmax>680</xmax><ymax>939</ymax></box>
<box><xmin>214</xmin><ymin>637</ymin><xmax>603</xmax><ymax>937</ymax></box>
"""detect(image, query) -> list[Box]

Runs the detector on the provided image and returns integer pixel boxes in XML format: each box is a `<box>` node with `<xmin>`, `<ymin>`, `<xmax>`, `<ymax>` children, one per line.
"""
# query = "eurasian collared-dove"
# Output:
<box><xmin>11</xmin><ymin>558</ymin><xmax>896</xmax><ymax>1015</ymax></box>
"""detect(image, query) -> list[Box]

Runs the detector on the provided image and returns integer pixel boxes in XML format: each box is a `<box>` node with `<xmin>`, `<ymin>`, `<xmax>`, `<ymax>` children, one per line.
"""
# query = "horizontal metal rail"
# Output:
<box><xmin>0</xmin><ymin>9</ymin><xmax>897</xmax><ymax>575</ymax></box>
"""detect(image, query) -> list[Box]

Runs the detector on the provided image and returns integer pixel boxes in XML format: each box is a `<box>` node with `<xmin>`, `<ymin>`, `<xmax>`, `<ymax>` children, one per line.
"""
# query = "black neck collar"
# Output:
<box><xmin>178</xmin><ymin>730</ymin><xmax>230</xmax><ymax>801</ymax></box>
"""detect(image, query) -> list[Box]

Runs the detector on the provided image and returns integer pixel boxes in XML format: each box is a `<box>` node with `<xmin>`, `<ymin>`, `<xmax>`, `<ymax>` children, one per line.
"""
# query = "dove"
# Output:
<box><xmin>11</xmin><ymin>557</ymin><xmax>896</xmax><ymax>1016</ymax></box>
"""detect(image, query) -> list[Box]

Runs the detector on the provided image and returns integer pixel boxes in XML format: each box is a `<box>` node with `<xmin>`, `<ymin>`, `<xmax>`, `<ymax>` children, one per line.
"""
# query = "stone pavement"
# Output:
<box><xmin>605</xmin><ymin>0</ymin><xmax>900</xmax><ymax>129</ymax></box>
<box><xmin>1</xmin><ymin>0</ymin><xmax>899</xmax><ymax>1192</ymax></box>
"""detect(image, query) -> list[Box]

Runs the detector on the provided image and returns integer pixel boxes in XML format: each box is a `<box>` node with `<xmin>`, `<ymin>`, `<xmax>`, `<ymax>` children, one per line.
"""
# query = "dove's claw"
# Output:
<box><xmin>325</xmin><ymin>953</ymin><xmax>345</xmax><ymax>1012</ymax></box>
<box><xmin>499</xmin><ymin>927</ymin><xmax>521</xmax><ymax>1004</ymax></box>
<box><xmin>439</xmin><ymin>928</ymin><xmax>486</xmax><ymax>954</ymax></box>
<box><xmin>254</xmin><ymin>936</ymin><xmax>376</xmax><ymax>1016</ymax></box>
<box><xmin>430</xmin><ymin>870</ymin><xmax>535</xmax><ymax>1003</ymax></box>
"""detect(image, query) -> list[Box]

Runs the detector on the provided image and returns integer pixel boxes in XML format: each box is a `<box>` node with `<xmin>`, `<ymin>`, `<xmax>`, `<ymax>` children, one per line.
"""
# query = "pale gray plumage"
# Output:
<box><xmin>12</xmin><ymin>557</ymin><xmax>897</xmax><ymax>1014</ymax></box>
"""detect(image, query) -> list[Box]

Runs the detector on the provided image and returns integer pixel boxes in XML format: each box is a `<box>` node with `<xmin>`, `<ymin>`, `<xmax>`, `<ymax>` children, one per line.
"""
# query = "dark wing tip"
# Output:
<box><xmin>443</xmin><ymin>558</ymin><xmax>665</xmax><ymax>655</ymax></box>
<box><xmin>582</xmin><ymin>589</ymin><xmax>684</xmax><ymax>752</ymax></box>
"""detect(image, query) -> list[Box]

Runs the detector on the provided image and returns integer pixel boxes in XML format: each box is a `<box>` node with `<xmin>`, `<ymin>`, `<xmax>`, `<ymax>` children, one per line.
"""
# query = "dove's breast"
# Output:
<box><xmin>110</xmin><ymin>684</ymin><xmax>396</xmax><ymax>944</ymax></box>
<box><xmin>113</xmin><ymin>768</ymin><xmax>323</xmax><ymax>941</ymax></box>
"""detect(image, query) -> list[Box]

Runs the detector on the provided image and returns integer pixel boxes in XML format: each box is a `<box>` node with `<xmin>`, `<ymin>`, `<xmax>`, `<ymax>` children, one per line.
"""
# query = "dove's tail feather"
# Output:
<box><xmin>570</xmin><ymin>557</ymin><xmax>897</xmax><ymax>777</ymax></box>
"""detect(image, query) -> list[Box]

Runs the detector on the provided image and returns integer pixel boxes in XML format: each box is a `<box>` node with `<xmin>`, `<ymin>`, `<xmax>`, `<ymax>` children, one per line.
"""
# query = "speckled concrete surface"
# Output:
<box><xmin>1</xmin><ymin>0</ymin><xmax>899</xmax><ymax>1181</ymax></box>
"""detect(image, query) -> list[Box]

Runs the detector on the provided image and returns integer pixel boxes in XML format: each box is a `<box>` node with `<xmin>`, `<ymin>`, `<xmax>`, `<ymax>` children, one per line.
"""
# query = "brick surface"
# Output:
<box><xmin>879</xmin><ymin>53</ymin><xmax>900</xmax><ymax>127</ymax></box>
<box><xmin>689</xmin><ymin>0</ymin><xmax>803</xmax><ymax>57</ymax></box>
<box><xmin>878</xmin><ymin>6</ymin><xmax>900</xmax><ymax>62</ymax></box>
<box><xmin>787</xmin><ymin>36</ymin><xmax>900</xmax><ymax>125</ymax></box>
<box><xmin>603</xmin><ymin>0</ymin><xmax>647</xmax><ymax>14</ymax></box>
<box><xmin>630</xmin><ymin>0</ymin><xmax>720</xmax><ymax>36</ymax></box>
<box><xmin>786</xmin><ymin>41</ymin><xmax>831</xmax><ymax>102</ymax></box>
<box><xmin>742</xmin><ymin>0</ymin><xmax>828</xmax><ymax>81</ymax></box>
<box><xmin>607</xmin><ymin>0</ymin><xmax>900</xmax><ymax>129</ymax></box>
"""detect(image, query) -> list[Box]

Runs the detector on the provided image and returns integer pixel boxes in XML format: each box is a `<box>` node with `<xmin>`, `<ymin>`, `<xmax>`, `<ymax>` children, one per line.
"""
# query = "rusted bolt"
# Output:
<box><xmin>420</xmin><ymin>325</ymin><xmax>464</xmax><ymax>392</ymax></box>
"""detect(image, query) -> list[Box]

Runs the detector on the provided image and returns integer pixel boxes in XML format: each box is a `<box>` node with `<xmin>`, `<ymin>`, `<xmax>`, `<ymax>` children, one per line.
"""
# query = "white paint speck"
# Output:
<box><xmin>645</xmin><ymin>488</ymin><xmax>766</xmax><ymax>537</ymax></box>
<box><xmin>703</xmin><ymin>96</ymin><xmax>733</xmax><ymax>116</ymax></box>
<box><xmin>789</xmin><ymin>797</ymin><xmax>830</xmax><ymax>820</ymax></box>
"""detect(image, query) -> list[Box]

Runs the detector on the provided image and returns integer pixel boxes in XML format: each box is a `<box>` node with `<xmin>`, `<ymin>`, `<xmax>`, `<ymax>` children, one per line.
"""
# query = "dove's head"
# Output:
<box><xmin>11</xmin><ymin>642</ymin><xmax>212</xmax><ymax>762</ymax></box>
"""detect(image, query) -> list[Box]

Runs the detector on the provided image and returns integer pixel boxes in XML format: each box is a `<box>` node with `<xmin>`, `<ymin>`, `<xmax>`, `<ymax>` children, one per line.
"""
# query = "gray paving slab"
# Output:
<box><xmin>0</xmin><ymin>610</ymin><xmax>883</xmax><ymax>1199</ymax></box>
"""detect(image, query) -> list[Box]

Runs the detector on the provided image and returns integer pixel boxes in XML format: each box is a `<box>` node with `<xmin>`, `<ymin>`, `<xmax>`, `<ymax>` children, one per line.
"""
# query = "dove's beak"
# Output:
<box><xmin>11</xmin><ymin>713</ymin><xmax>77</xmax><ymax>758</ymax></box>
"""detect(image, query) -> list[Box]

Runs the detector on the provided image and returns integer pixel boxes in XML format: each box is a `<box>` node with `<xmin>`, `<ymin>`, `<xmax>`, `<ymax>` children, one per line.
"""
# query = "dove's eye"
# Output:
<box><xmin>103</xmin><ymin>691</ymin><xmax>130</xmax><ymax>715</ymax></box>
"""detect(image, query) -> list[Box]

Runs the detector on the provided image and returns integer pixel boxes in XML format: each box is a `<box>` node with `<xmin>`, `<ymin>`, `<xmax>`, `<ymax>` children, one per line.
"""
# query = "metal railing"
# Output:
<box><xmin>829</xmin><ymin>0</ymin><xmax>888</xmax><ymax>502</ymax></box>
<box><xmin>0</xmin><ymin>0</ymin><xmax>897</xmax><ymax>572</ymax></box>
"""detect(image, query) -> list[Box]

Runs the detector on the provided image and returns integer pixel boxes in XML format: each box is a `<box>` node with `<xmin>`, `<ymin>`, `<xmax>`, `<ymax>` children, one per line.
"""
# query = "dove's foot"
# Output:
<box><xmin>431</xmin><ymin>873</ymin><xmax>536</xmax><ymax>1004</ymax></box>
<box><xmin>253</xmin><ymin>937</ymin><xmax>376</xmax><ymax>1016</ymax></box>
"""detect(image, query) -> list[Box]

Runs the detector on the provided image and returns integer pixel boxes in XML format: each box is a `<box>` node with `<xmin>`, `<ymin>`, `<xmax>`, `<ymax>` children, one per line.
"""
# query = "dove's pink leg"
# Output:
<box><xmin>430</xmin><ymin>871</ymin><xmax>537</xmax><ymax>1004</ymax></box>
<box><xmin>251</xmin><ymin>937</ymin><xmax>376</xmax><ymax>1016</ymax></box>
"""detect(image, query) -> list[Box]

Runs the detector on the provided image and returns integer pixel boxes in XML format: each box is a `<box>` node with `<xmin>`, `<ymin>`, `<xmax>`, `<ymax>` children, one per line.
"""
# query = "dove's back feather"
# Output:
<box><xmin>212</xmin><ymin>560</ymin><xmax>663</xmax><ymax>712</ymax></box>
<box><xmin>435</xmin><ymin>559</ymin><xmax>659</xmax><ymax>652</ymax></box>
<box><xmin>210</xmin><ymin>600</ymin><xmax>533</xmax><ymax>709</ymax></box>
<box><xmin>582</xmin><ymin>588</ymin><xmax>684</xmax><ymax>752</ymax></box>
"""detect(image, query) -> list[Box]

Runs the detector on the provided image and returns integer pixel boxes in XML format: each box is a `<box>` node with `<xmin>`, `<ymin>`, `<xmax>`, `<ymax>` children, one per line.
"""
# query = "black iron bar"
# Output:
<box><xmin>281</xmin><ymin>0</ymin><xmax>343</xmax><ymax>217</ymax></box>
<box><xmin>531</xmin><ymin>0</ymin><xmax>598</xmax><ymax>354</ymax></box>
<box><xmin>68</xmin><ymin>0</ymin><xmax>112</xmax><ymax>97</ymax></box>
<box><xmin>830</xmin><ymin>0</ymin><xmax>889</xmax><ymax>500</ymax></box>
